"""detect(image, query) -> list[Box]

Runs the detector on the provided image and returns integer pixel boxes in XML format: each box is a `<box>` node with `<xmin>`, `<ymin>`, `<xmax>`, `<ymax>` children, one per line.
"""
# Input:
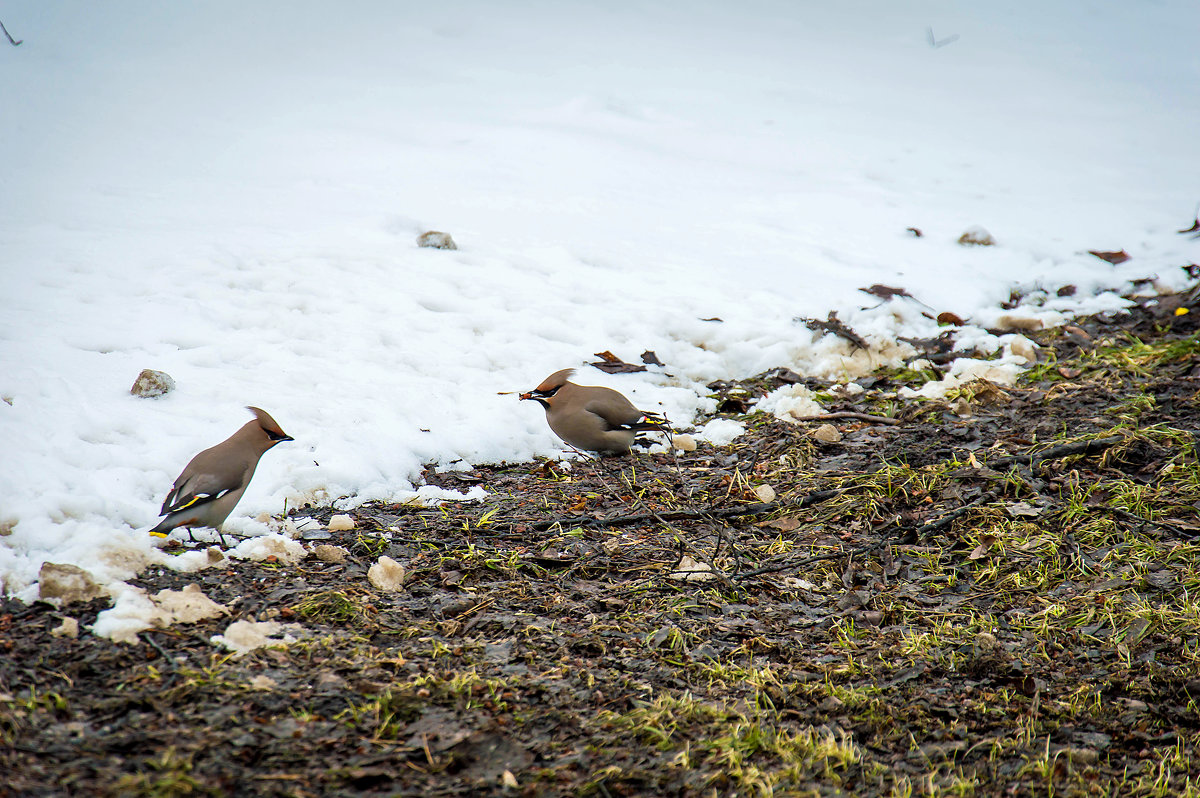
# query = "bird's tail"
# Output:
<box><xmin>629</xmin><ymin>412</ymin><xmax>670</xmax><ymax>432</ymax></box>
<box><xmin>147</xmin><ymin>516</ymin><xmax>177</xmax><ymax>538</ymax></box>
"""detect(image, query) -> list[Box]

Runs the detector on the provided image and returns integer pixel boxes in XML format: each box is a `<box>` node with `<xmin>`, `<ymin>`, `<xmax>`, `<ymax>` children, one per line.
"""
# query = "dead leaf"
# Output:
<box><xmin>1004</xmin><ymin>501</ymin><xmax>1043</xmax><ymax>518</ymax></box>
<box><xmin>762</xmin><ymin>516</ymin><xmax>801</xmax><ymax>532</ymax></box>
<box><xmin>1057</xmin><ymin>285</ymin><xmax>1077</xmax><ymax>297</ymax></box>
<box><xmin>640</xmin><ymin>350</ymin><xmax>664</xmax><ymax>366</ymax></box>
<box><xmin>860</xmin><ymin>284</ymin><xmax>914</xmax><ymax>301</ymax></box>
<box><xmin>700</xmin><ymin>317</ymin><xmax>723</xmax><ymax>322</ymax></box>
<box><xmin>840</xmin><ymin>558</ymin><xmax>856</xmax><ymax>590</ymax></box>
<box><xmin>797</xmin><ymin>311</ymin><xmax>869</xmax><ymax>350</ymax></box>
<box><xmin>881</xmin><ymin>545</ymin><xmax>901</xmax><ymax>578</ymax></box>
<box><xmin>1057</xmin><ymin>366</ymin><xmax>1082</xmax><ymax>378</ymax></box>
<box><xmin>906</xmin><ymin>227</ymin><xmax>923</xmax><ymax>237</ymax></box>
<box><xmin>968</xmin><ymin>534</ymin><xmax>998</xmax><ymax>560</ymax></box>
<box><xmin>1179</xmin><ymin>216</ymin><xmax>1200</xmax><ymax>234</ymax></box>
<box><xmin>1088</xmin><ymin>249</ymin><xmax>1130</xmax><ymax>264</ymax></box>
<box><xmin>589</xmin><ymin>351</ymin><xmax>646</xmax><ymax>374</ymax></box>
<box><xmin>937</xmin><ymin>311</ymin><xmax>965</xmax><ymax>326</ymax></box>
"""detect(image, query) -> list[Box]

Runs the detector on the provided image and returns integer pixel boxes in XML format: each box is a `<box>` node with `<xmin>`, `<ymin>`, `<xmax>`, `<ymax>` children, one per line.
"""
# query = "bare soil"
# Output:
<box><xmin>5</xmin><ymin>287</ymin><xmax>1200</xmax><ymax>797</ymax></box>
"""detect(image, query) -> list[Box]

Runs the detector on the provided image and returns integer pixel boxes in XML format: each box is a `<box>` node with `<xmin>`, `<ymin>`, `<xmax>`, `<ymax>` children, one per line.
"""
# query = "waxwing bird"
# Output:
<box><xmin>150</xmin><ymin>406</ymin><xmax>293</xmax><ymax>543</ymax></box>
<box><xmin>520</xmin><ymin>368</ymin><xmax>667</xmax><ymax>455</ymax></box>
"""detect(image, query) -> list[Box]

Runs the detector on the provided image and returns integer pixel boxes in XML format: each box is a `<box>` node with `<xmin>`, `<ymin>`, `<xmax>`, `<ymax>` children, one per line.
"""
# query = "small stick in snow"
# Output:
<box><xmin>926</xmin><ymin>27</ymin><xmax>959</xmax><ymax>49</ymax></box>
<box><xmin>793</xmin><ymin>411</ymin><xmax>901</xmax><ymax>426</ymax></box>
<box><xmin>0</xmin><ymin>19</ymin><xmax>22</xmax><ymax>46</ymax></box>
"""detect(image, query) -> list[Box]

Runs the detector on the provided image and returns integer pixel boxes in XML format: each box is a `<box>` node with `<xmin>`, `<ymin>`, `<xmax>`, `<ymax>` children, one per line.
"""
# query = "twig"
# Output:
<box><xmin>141</xmin><ymin>632</ymin><xmax>177</xmax><ymax>673</ymax></box>
<box><xmin>731</xmin><ymin>544</ymin><xmax>870</xmax><ymax>581</ymax></box>
<box><xmin>0</xmin><ymin>19</ymin><xmax>21</xmax><ymax>46</ymax></box>
<box><xmin>1107</xmin><ymin>507</ymin><xmax>1200</xmax><ymax>541</ymax></box>
<box><xmin>795</xmin><ymin>411</ymin><xmax>901</xmax><ymax>426</ymax></box>
<box><xmin>991</xmin><ymin>435</ymin><xmax>1124</xmax><ymax>467</ymax></box>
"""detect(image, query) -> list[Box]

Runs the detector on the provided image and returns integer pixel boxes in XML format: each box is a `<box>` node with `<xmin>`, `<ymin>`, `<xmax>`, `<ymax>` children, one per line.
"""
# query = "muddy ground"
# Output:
<box><xmin>5</xmin><ymin>286</ymin><xmax>1200</xmax><ymax>797</ymax></box>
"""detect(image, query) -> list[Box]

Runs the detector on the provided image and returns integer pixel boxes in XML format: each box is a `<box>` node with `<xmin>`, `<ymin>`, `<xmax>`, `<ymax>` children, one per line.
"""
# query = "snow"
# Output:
<box><xmin>2</xmin><ymin>2</ymin><xmax>1199</xmax><ymax>621</ymax></box>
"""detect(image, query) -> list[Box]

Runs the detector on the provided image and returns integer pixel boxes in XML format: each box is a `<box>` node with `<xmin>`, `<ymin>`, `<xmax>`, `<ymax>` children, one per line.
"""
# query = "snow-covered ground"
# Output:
<box><xmin>2</xmin><ymin>1</ymin><xmax>1198</xmax><ymax>605</ymax></box>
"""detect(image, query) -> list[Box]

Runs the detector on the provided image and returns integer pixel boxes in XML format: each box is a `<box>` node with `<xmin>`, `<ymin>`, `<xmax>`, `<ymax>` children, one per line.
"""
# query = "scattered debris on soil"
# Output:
<box><xmin>5</xmin><ymin>285</ymin><xmax>1200</xmax><ymax>796</ymax></box>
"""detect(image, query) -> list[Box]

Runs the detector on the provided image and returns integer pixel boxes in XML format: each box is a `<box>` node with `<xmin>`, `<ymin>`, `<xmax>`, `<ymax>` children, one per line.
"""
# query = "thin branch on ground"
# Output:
<box><xmin>991</xmin><ymin>435</ymin><xmax>1124</xmax><ymax>466</ymax></box>
<box><xmin>794</xmin><ymin>411</ymin><xmax>901</xmax><ymax>426</ymax></box>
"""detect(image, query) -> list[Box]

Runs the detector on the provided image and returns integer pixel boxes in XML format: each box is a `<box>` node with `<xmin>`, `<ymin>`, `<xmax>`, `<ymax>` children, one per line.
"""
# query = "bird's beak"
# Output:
<box><xmin>281</xmin><ymin>435</ymin><xmax>295</xmax><ymax>442</ymax></box>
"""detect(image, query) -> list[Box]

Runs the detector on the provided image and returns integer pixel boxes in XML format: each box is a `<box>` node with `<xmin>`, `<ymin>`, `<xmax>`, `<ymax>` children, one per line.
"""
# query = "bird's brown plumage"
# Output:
<box><xmin>520</xmin><ymin>370</ymin><xmax>664</xmax><ymax>455</ymax></box>
<box><xmin>151</xmin><ymin>406</ymin><xmax>292</xmax><ymax>538</ymax></box>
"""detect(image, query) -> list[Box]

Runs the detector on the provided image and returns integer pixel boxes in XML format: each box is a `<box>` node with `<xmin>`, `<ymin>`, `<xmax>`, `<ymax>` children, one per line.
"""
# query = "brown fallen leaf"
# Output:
<box><xmin>761</xmin><ymin>516</ymin><xmax>801</xmax><ymax>532</ymax></box>
<box><xmin>1056</xmin><ymin>285</ymin><xmax>1077</xmax><ymax>297</ymax></box>
<box><xmin>700</xmin><ymin>317</ymin><xmax>723</xmax><ymax>322</ymax></box>
<box><xmin>590</xmin><ymin>351</ymin><xmax>646</xmax><ymax>374</ymax></box>
<box><xmin>1057</xmin><ymin>366</ymin><xmax>1083</xmax><ymax>378</ymax></box>
<box><xmin>1179</xmin><ymin>213</ymin><xmax>1200</xmax><ymax>234</ymax></box>
<box><xmin>968</xmin><ymin>534</ymin><xmax>998</xmax><ymax>560</ymax></box>
<box><xmin>640</xmin><ymin>350</ymin><xmax>664</xmax><ymax>366</ymax></box>
<box><xmin>937</xmin><ymin>311</ymin><xmax>965</xmax><ymax>326</ymax></box>
<box><xmin>797</xmin><ymin>311</ymin><xmax>869</xmax><ymax>350</ymax></box>
<box><xmin>906</xmin><ymin>227</ymin><xmax>923</xmax><ymax>237</ymax></box>
<box><xmin>1088</xmin><ymin>249</ymin><xmax>1130</xmax><ymax>264</ymax></box>
<box><xmin>860</xmin><ymin>284</ymin><xmax>914</xmax><ymax>301</ymax></box>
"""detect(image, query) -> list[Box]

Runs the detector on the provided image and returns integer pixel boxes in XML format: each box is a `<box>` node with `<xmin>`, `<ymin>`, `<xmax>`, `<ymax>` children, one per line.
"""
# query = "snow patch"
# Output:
<box><xmin>755</xmin><ymin>385</ymin><xmax>826</xmax><ymax>423</ymax></box>
<box><xmin>900</xmin><ymin>357</ymin><xmax>1027</xmax><ymax>400</ymax></box>
<box><xmin>697</xmin><ymin>419</ymin><xmax>745</xmax><ymax>447</ymax></box>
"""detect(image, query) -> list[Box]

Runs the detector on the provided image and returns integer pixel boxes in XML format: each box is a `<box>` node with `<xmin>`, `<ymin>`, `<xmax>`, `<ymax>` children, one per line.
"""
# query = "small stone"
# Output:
<box><xmin>130</xmin><ymin>369</ymin><xmax>176</xmax><ymax>398</ymax></box>
<box><xmin>957</xmin><ymin>226</ymin><xmax>996</xmax><ymax>246</ymax></box>
<box><xmin>812</xmin><ymin>423</ymin><xmax>842</xmax><ymax>443</ymax></box>
<box><xmin>38</xmin><ymin>563</ymin><xmax>105</xmax><ymax>607</ymax></box>
<box><xmin>249</xmin><ymin>675</ymin><xmax>277</xmax><ymax>691</ymax></box>
<box><xmin>313</xmin><ymin>544</ymin><xmax>349</xmax><ymax>564</ymax></box>
<box><xmin>51</xmin><ymin>617</ymin><xmax>79</xmax><ymax>639</ymax></box>
<box><xmin>416</xmin><ymin>230</ymin><xmax>457</xmax><ymax>250</ymax></box>
<box><xmin>669</xmin><ymin>555</ymin><xmax>716</xmax><ymax>582</ymax></box>
<box><xmin>671</xmin><ymin>434</ymin><xmax>697</xmax><ymax>452</ymax></box>
<box><xmin>327</xmin><ymin>514</ymin><xmax>355</xmax><ymax>532</ymax></box>
<box><xmin>368</xmin><ymin>555</ymin><xmax>407</xmax><ymax>591</ymax></box>
<box><xmin>754</xmin><ymin>484</ymin><xmax>776</xmax><ymax>503</ymax></box>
